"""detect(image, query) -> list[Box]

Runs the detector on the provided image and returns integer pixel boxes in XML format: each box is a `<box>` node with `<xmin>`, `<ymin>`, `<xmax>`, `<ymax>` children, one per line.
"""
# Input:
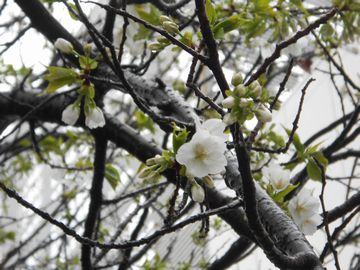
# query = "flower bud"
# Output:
<box><xmin>148</xmin><ymin>42</ymin><xmax>163</xmax><ymax>52</ymax></box>
<box><xmin>159</xmin><ymin>15</ymin><xmax>172</xmax><ymax>23</ymax></box>
<box><xmin>156</xmin><ymin>36</ymin><xmax>170</xmax><ymax>44</ymax></box>
<box><xmin>139</xmin><ymin>167</ymin><xmax>152</xmax><ymax>178</ymax></box>
<box><xmin>249</xmin><ymin>81</ymin><xmax>262</xmax><ymax>99</ymax></box>
<box><xmin>62</xmin><ymin>103</ymin><xmax>80</xmax><ymax>125</ymax></box>
<box><xmin>234</xmin><ymin>84</ymin><xmax>247</xmax><ymax>97</ymax></box>
<box><xmin>231</xmin><ymin>73</ymin><xmax>243</xmax><ymax>86</ymax></box>
<box><xmin>54</xmin><ymin>38</ymin><xmax>74</xmax><ymax>54</ymax></box>
<box><xmin>238</xmin><ymin>98</ymin><xmax>251</xmax><ymax>108</ymax></box>
<box><xmin>162</xmin><ymin>21</ymin><xmax>180</xmax><ymax>35</ymax></box>
<box><xmin>203</xmin><ymin>175</ymin><xmax>215</xmax><ymax>189</ymax></box>
<box><xmin>221</xmin><ymin>96</ymin><xmax>235</xmax><ymax>109</ymax></box>
<box><xmin>191</xmin><ymin>182</ymin><xmax>205</xmax><ymax>203</ymax></box>
<box><xmin>83</xmin><ymin>43</ymin><xmax>94</xmax><ymax>55</ymax></box>
<box><xmin>223</xmin><ymin>113</ymin><xmax>237</xmax><ymax>126</ymax></box>
<box><xmin>255</xmin><ymin>104</ymin><xmax>272</xmax><ymax>123</ymax></box>
<box><xmin>272</xmin><ymin>99</ymin><xmax>282</xmax><ymax>111</ymax></box>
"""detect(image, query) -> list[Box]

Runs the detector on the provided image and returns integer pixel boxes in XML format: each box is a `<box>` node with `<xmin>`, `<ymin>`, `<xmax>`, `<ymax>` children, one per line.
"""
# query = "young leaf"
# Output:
<box><xmin>44</xmin><ymin>66</ymin><xmax>79</xmax><ymax>93</ymax></box>
<box><xmin>105</xmin><ymin>164</ymin><xmax>121</xmax><ymax>190</ymax></box>
<box><xmin>172</xmin><ymin>127</ymin><xmax>189</xmax><ymax>154</ymax></box>
<box><xmin>306</xmin><ymin>157</ymin><xmax>322</xmax><ymax>181</ymax></box>
<box><xmin>205</xmin><ymin>0</ymin><xmax>217</xmax><ymax>25</ymax></box>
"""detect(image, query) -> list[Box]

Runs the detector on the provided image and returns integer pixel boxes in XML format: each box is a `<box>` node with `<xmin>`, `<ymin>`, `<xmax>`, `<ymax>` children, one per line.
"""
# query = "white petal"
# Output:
<box><xmin>200</xmin><ymin>119</ymin><xmax>226</xmax><ymax>139</ymax></box>
<box><xmin>54</xmin><ymin>38</ymin><xmax>74</xmax><ymax>54</ymax></box>
<box><xmin>85</xmin><ymin>107</ymin><xmax>106</xmax><ymax>129</ymax></box>
<box><xmin>297</xmin><ymin>214</ymin><xmax>322</xmax><ymax>235</ymax></box>
<box><xmin>191</xmin><ymin>182</ymin><xmax>205</xmax><ymax>203</ymax></box>
<box><xmin>61</xmin><ymin>104</ymin><xmax>80</xmax><ymax>125</ymax></box>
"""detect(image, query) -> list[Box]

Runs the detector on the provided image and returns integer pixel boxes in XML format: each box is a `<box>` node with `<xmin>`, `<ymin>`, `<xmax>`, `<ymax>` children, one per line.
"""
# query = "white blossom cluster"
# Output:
<box><xmin>264</xmin><ymin>164</ymin><xmax>322</xmax><ymax>235</ymax></box>
<box><xmin>288</xmin><ymin>188</ymin><xmax>322</xmax><ymax>235</ymax></box>
<box><xmin>62</xmin><ymin>101</ymin><xmax>106</xmax><ymax>129</ymax></box>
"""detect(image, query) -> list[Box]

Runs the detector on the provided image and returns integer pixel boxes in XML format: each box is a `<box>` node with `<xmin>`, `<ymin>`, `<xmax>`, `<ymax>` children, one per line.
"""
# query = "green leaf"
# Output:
<box><xmin>312</xmin><ymin>151</ymin><xmax>328</xmax><ymax>167</ymax></box>
<box><xmin>135</xmin><ymin>4</ymin><xmax>161</xmax><ymax>25</ymax></box>
<box><xmin>0</xmin><ymin>230</ymin><xmax>16</xmax><ymax>244</ymax></box>
<box><xmin>135</xmin><ymin>111</ymin><xmax>155</xmax><ymax>133</ymax></box>
<box><xmin>213</xmin><ymin>15</ymin><xmax>242</xmax><ymax>37</ymax></box>
<box><xmin>306</xmin><ymin>157</ymin><xmax>322</xmax><ymax>181</ymax></box>
<box><xmin>272</xmin><ymin>183</ymin><xmax>298</xmax><ymax>203</ymax></box>
<box><xmin>68</xmin><ymin>3</ymin><xmax>79</xmax><ymax>21</ymax></box>
<box><xmin>105</xmin><ymin>164</ymin><xmax>121</xmax><ymax>190</ymax></box>
<box><xmin>44</xmin><ymin>66</ymin><xmax>79</xmax><ymax>93</ymax></box>
<box><xmin>172</xmin><ymin>127</ymin><xmax>189</xmax><ymax>153</ymax></box>
<box><xmin>284</xmin><ymin>128</ymin><xmax>305</xmax><ymax>154</ymax></box>
<box><xmin>205</xmin><ymin>0</ymin><xmax>217</xmax><ymax>25</ymax></box>
<box><xmin>133</xmin><ymin>24</ymin><xmax>151</xmax><ymax>41</ymax></box>
<box><xmin>79</xmin><ymin>55</ymin><xmax>98</xmax><ymax>70</ymax></box>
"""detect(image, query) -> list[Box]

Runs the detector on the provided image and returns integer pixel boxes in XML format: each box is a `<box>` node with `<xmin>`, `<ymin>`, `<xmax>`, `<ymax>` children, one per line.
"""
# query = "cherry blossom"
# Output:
<box><xmin>61</xmin><ymin>103</ymin><xmax>80</xmax><ymax>126</ymax></box>
<box><xmin>288</xmin><ymin>188</ymin><xmax>322</xmax><ymax>235</ymax></box>
<box><xmin>264</xmin><ymin>164</ymin><xmax>290</xmax><ymax>191</ymax></box>
<box><xmin>176</xmin><ymin>129</ymin><xmax>227</xmax><ymax>178</ymax></box>
<box><xmin>85</xmin><ymin>106</ymin><xmax>106</xmax><ymax>129</ymax></box>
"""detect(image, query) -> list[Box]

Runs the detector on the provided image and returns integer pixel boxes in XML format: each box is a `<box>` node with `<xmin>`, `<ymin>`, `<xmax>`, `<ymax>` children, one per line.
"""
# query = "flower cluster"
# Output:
<box><xmin>51</xmin><ymin>38</ymin><xmax>106</xmax><ymax>129</ymax></box>
<box><xmin>139</xmin><ymin>152</ymin><xmax>175</xmax><ymax>183</ymax></box>
<box><xmin>148</xmin><ymin>16</ymin><xmax>179</xmax><ymax>52</ymax></box>
<box><xmin>288</xmin><ymin>188</ymin><xmax>322</xmax><ymax>235</ymax></box>
<box><xmin>222</xmin><ymin>73</ymin><xmax>272</xmax><ymax>125</ymax></box>
<box><xmin>61</xmin><ymin>97</ymin><xmax>106</xmax><ymax>129</ymax></box>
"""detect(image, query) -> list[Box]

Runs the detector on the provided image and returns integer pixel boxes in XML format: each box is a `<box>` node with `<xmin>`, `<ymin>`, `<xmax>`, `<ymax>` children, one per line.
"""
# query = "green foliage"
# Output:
<box><xmin>44</xmin><ymin>66</ymin><xmax>79</xmax><ymax>93</ymax></box>
<box><xmin>205</xmin><ymin>0</ymin><xmax>217</xmax><ymax>25</ymax></box>
<box><xmin>56</xmin><ymin>256</ymin><xmax>80</xmax><ymax>270</ymax></box>
<box><xmin>269</xmin><ymin>183</ymin><xmax>298</xmax><ymax>205</ymax></box>
<box><xmin>172</xmin><ymin>125</ymin><xmax>189</xmax><ymax>154</ymax></box>
<box><xmin>0</xmin><ymin>230</ymin><xmax>16</xmax><ymax>244</ymax></box>
<box><xmin>191</xmin><ymin>230</ymin><xmax>207</xmax><ymax>246</ymax></box>
<box><xmin>79</xmin><ymin>55</ymin><xmax>98</xmax><ymax>70</ymax></box>
<box><xmin>176</xmin><ymin>262</ymin><xmax>192</xmax><ymax>270</ymax></box>
<box><xmin>135</xmin><ymin>4</ymin><xmax>161</xmax><ymax>25</ymax></box>
<box><xmin>143</xmin><ymin>254</ymin><xmax>167</xmax><ymax>270</ymax></box>
<box><xmin>211</xmin><ymin>217</ymin><xmax>222</xmax><ymax>230</ymax></box>
<box><xmin>283</xmin><ymin>129</ymin><xmax>328</xmax><ymax>180</ymax></box>
<box><xmin>135</xmin><ymin>111</ymin><xmax>156</xmax><ymax>134</ymax></box>
<box><xmin>105</xmin><ymin>164</ymin><xmax>121</xmax><ymax>190</ymax></box>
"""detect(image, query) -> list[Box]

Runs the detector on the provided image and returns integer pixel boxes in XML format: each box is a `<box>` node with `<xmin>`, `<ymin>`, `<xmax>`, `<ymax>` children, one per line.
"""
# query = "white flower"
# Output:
<box><xmin>255</xmin><ymin>104</ymin><xmax>272</xmax><ymax>123</ymax></box>
<box><xmin>264</xmin><ymin>164</ymin><xmax>290</xmax><ymax>191</ymax></box>
<box><xmin>222</xmin><ymin>96</ymin><xmax>235</xmax><ymax>109</ymax></box>
<box><xmin>176</xmin><ymin>129</ymin><xmax>227</xmax><ymax>178</ymax></box>
<box><xmin>295</xmin><ymin>213</ymin><xmax>322</xmax><ymax>235</ymax></box>
<box><xmin>61</xmin><ymin>103</ymin><xmax>80</xmax><ymax>125</ymax></box>
<box><xmin>288</xmin><ymin>188</ymin><xmax>322</xmax><ymax>234</ymax></box>
<box><xmin>191</xmin><ymin>181</ymin><xmax>205</xmax><ymax>203</ymax></box>
<box><xmin>199</xmin><ymin>118</ymin><xmax>227</xmax><ymax>142</ymax></box>
<box><xmin>85</xmin><ymin>106</ymin><xmax>106</xmax><ymax>129</ymax></box>
<box><xmin>288</xmin><ymin>188</ymin><xmax>320</xmax><ymax>222</ymax></box>
<box><xmin>54</xmin><ymin>38</ymin><xmax>74</xmax><ymax>54</ymax></box>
